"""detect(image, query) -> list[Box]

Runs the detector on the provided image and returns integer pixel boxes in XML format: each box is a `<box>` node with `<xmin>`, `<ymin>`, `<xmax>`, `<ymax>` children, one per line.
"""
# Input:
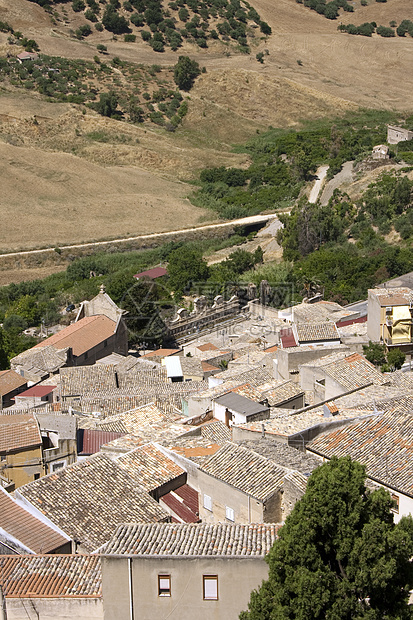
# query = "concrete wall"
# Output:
<box><xmin>102</xmin><ymin>555</ymin><xmax>270</xmax><ymax>620</ymax></box>
<box><xmin>282</xmin><ymin>478</ymin><xmax>305</xmax><ymax>520</ymax></box>
<box><xmin>197</xmin><ymin>469</ymin><xmax>265</xmax><ymax>524</ymax></box>
<box><xmin>4</xmin><ymin>597</ymin><xmax>103</xmax><ymax>619</ymax></box>
<box><xmin>367</xmin><ymin>291</ymin><xmax>382</xmax><ymax>342</ymax></box>
<box><xmin>1</xmin><ymin>446</ymin><xmax>44</xmax><ymax>489</ymax></box>
<box><xmin>276</xmin><ymin>345</ymin><xmax>349</xmax><ymax>382</ymax></box>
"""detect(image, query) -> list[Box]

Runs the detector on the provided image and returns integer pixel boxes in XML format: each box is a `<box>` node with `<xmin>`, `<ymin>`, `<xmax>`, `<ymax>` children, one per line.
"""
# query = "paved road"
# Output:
<box><xmin>308</xmin><ymin>165</ymin><xmax>329</xmax><ymax>203</ymax></box>
<box><xmin>0</xmin><ymin>213</ymin><xmax>279</xmax><ymax>259</ymax></box>
<box><xmin>320</xmin><ymin>161</ymin><xmax>354</xmax><ymax>206</ymax></box>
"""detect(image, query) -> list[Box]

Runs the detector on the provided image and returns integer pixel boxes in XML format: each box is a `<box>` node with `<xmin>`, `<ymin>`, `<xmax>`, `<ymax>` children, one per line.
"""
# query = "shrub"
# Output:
<box><xmin>376</xmin><ymin>25</ymin><xmax>395</xmax><ymax>37</ymax></box>
<box><xmin>95</xmin><ymin>22</ymin><xmax>104</xmax><ymax>31</ymax></box>
<box><xmin>72</xmin><ymin>0</ymin><xmax>86</xmax><ymax>11</ymax></box>
<box><xmin>130</xmin><ymin>13</ymin><xmax>144</xmax><ymax>26</ymax></box>
<box><xmin>85</xmin><ymin>9</ymin><xmax>98</xmax><ymax>21</ymax></box>
<box><xmin>76</xmin><ymin>24</ymin><xmax>92</xmax><ymax>38</ymax></box>
<box><xmin>97</xmin><ymin>43</ymin><xmax>107</xmax><ymax>52</ymax></box>
<box><xmin>124</xmin><ymin>33</ymin><xmax>136</xmax><ymax>41</ymax></box>
<box><xmin>141</xmin><ymin>30</ymin><xmax>152</xmax><ymax>40</ymax></box>
<box><xmin>173</xmin><ymin>55</ymin><xmax>201</xmax><ymax>90</ymax></box>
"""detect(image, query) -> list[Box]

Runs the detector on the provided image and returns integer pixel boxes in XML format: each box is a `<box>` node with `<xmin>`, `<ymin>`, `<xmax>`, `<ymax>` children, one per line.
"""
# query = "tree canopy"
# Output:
<box><xmin>241</xmin><ymin>456</ymin><xmax>413</xmax><ymax>620</ymax></box>
<box><xmin>173</xmin><ymin>55</ymin><xmax>201</xmax><ymax>91</ymax></box>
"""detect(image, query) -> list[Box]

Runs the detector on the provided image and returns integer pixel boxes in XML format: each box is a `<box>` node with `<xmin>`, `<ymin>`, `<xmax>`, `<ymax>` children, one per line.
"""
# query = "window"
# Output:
<box><xmin>391</xmin><ymin>493</ymin><xmax>399</xmax><ymax>514</ymax></box>
<box><xmin>158</xmin><ymin>575</ymin><xmax>171</xmax><ymax>597</ymax></box>
<box><xmin>225</xmin><ymin>506</ymin><xmax>235</xmax><ymax>522</ymax></box>
<box><xmin>203</xmin><ymin>494</ymin><xmax>212</xmax><ymax>511</ymax></box>
<box><xmin>203</xmin><ymin>575</ymin><xmax>218</xmax><ymax>600</ymax></box>
<box><xmin>52</xmin><ymin>461</ymin><xmax>66</xmax><ymax>472</ymax></box>
<box><xmin>34</xmin><ymin>473</ymin><xmax>40</xmax><ymax>480</ymax></box>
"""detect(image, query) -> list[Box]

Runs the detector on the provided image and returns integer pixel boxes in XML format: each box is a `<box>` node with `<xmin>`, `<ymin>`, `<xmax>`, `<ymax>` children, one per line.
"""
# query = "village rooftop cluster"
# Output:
<box><xmin>1</xmin><ymin>273</ymin><xmax>413</xmax><ymax>619</ymax></box>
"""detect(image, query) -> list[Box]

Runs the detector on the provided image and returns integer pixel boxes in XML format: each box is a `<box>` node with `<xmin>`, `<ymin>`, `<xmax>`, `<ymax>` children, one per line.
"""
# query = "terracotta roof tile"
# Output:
<box><xmin>0</xmin><ymin>555</ymin><xmax>101</xmax><ymax>598</ymax></box>
<box><xmin>0</xmin><ymin>487</ymin><xmax>69</xmax><ymax>554</ymax></box>
<box><xmin>117</xmin><ymin>443</ymin><xmax>185</xmax><ymax>492</ymax></box>
<box><xmin>102</xmin><ymin>523</ymin><xmax>279</xmax><ymax>556</ymax></box>
<box><xmin>201</xmin><ymin>442</ymin><xmax>286</xmax><ymax>501</ymax></box>
<box><xmin>34</xmin><ymin>316</ymin><xmax>116</xmax><ymax>357</ymax></box>
<box><xmin>0</xmin><ymin>370</ymin><xmax>27</xmax><ymax>396</ymax></box>
<box><xmin>17</xmin><ymin>453</ymin><xmax>168</xmax><ymax>552</ymax></box>
<box><xmin>0</xmin><ymin>413</ymin><xmax>41</xmax><ymax>453</ymax></box>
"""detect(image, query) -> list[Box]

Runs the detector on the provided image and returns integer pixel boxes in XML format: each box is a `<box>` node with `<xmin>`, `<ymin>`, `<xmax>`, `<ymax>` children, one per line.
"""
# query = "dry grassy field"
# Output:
<box><xmin>0</xmin><ymin>0</ymin><xmax>412</xmax><ymax>262</ymax></box>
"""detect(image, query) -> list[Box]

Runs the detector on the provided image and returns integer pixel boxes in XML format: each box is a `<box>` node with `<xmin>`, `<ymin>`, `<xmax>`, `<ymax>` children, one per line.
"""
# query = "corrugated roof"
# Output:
<box><xmin>160</xmin><ymin>485</ymin><xmax>200</xmax><ymax>523</ymax></box>
<box><xmin>17</xmin><ymin>386</ymin><xmax>56</xmax><ymax>398</ymax></box>
<box><xmin>17</xmin><ymin>453</ymin><xmax>168</xmax><ymax>552</ymax></box>
<box><xmin>0</xmin><ymin>413</ymin><xmax>41</xmax><ymax>453</ymax></box>
<box><xmin>0</xmin><ymin>487</ymin><xmax>69</xmax><ymax>554</ymax></box>
<box><xmin>102</xmin><ymin>523</ymin><xmax>279</xmax><ymax>556</ymax></box>
<box><xmin>34</xmin><ymin>316</ymin><xmax>116</xmax><ymax>357</ymax></box>
<box><xmin>77</xmin><ymin>429</ymin><xmax>126</xmax><ymax>456</ymax></box>
<box><xmin>214</xmin><ymin>392</ymin><xmax>268</xmax><ymax>416</ymax></box>
<box><xmin>0</xmin><ymin>370</ymin><xmax>27</xmax><ymax>396</ymax></box>
<box><xmin>201</xmin><ymin>442</ymin><xmax>286</xmax><ymax>501</ymax></box>
<box><xmin>133</xmin><ymin>267</ymin><xmax>167</xmax><ymax>280</ymax></box>
<box><xmin>0</xmin><ymin>555</ymin><xmax>101</xmax><ymax>598</ymax></box>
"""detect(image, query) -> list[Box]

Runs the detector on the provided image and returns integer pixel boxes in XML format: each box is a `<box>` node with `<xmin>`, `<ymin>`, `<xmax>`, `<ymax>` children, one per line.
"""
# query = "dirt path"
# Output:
<box><xmin>309</xmin><ymin>165</ymin><xmax>329</xmax><ymax>203</ymax></box>
<box><xmin>0</xmin><ymin>213</ymin><xmax>278</xmax><ymax>259</ymax></box>
<box><xmin>320</xmin><ymin>161</ymin><xmax>354</xmax><ymax>206</ymax></box>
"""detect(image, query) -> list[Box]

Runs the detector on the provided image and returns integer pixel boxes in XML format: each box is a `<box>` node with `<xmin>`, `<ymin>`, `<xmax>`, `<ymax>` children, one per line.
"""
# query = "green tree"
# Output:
<box><xmin>95</xmin><ymin>91</ymin><xmax>119</xmax><ymax>117</ymax></box>
<box><xmin>386</xmin><ymin>347</ymin><xmax>406</xmax><ymax>371</ymax></box>
<box><xmin>167</xmin><ymin>246</ymin><xmax>209</xmax><ymax>294</ymax></box>
<box><xmin>0</xmin><ymin>328</ymin><xmax>9</xmax><ymax>370</ymax></box>
<box><xmin>363</xmin><ymin>340</ymin><xmax>387</xmax><ymax>366</ymax></box>
<box><xmin>173</xmin><ymin>56</ymin><xmax>201</xmax><ymax>91</ymax></box>
<box><xmin>241</xmin><ymin>456</ymin><xmax>413</xmax><ymax>620</ymax></box>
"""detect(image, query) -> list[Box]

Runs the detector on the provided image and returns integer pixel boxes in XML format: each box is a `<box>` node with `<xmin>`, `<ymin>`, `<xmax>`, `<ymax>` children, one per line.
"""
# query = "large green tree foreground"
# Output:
<box><xmin>241</xmin><ymin>457</ymin><xmax>413</xmax><ymax>619</ymax></box>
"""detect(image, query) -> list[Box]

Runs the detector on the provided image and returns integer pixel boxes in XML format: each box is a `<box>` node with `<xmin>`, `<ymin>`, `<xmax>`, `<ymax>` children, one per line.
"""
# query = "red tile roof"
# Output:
<box><xmin>133</xmin><ymin>267</ymin><xmax>167</xmax><ymax>280</ymax></box>
<box><xmin>17</xmin><ymin>386</ymin><xmax>56</xmax><ymax>398</ymax></box>
<box><xmin>0</xmin><ymin>413</ymin><xmax>41</xmax><ymax>453</ymax></box>
<box><xmin>33</xmin><ymin>316</ymin><xmax>116</xmax><ymax>357</ymax></box>
<box><xmin>0</xmin><ymin>370</ymin><xmax>27</xmax><ymax>396</ymax></box>
<box><xmin>197</xmin><ymin>343</ymin><xmax>219</xmax><ymax>352</ymax></box>
<box><xmin>0</xmin><ymin>487</ymin><xmax>69</xmax><ymax>554</ymax></box>
<box><xmin>0</xmin><ymin>555</ymin><xmax>101</xmax><ymax>598</ymax></box>
<box><xmin>142</xmin><ymin>348</ymin><xmax>180</xmax><ymax>358</ymax></box>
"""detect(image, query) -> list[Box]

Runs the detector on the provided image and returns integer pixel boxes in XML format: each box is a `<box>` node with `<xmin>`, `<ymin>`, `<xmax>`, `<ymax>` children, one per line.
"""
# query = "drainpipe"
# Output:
<box><xmin>0</xmin><ymin>585</ymin><xmax>7</xmax><ymax>620</ymax></box>
<box><xmin>128</xmin><ymin>558</ymin><xmax>134</xmax><ymax>620</ymax></box>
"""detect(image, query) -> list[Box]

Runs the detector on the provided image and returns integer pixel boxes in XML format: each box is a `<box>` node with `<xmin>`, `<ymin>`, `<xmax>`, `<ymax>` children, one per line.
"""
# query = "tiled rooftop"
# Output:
<box><xmin>201</xmin><ymin>442</ymin><xmax>287</xmax><ymax>501</ymax></box>
<box><xmin>260</xmin><ymin>380</ymin><xmax>304</xmax><ymax>406</ymax></box>
<box><xmin>0</xmin><ymin>370</ymin><xmax>27</xmax><ymax>396</ymax></box>
<box><xmin>117</xmin><ymin>443</ymin><xmax>185</xmax><ymax>492</ymax></box>
<box><xmin>296</xmin><ymin>322</ymin><xmax>340</xmax><ymax>343</ymax></box>
<box><xmin>102</xmin><ymin>523</ymin><xmax>279</xmax><ymax>556</ymax></box>
<box><xmin>235</xmin><ymin>439</ymin><xmax>320</xmax><ymax>475</ymax></box>
<box><xmin>237</xmin><ymin>407</ymin><xmax>375</xmax><ymax>438</ymax></box>
<box><xmin>34</xmin><ymin>315</ymin><xmax>116</xmax><ymax>357</ymax></box>
<box><xmin>323</xmin><ymin>353</ymin><xmax>386</xmax><ymax>391</ymax></box>
<box><xmin>0</xmin><ymin>555</ymin><xmax>101</xmax><ymax>598</ymax></box>
<box><xmin>0</xmin><ymin>487</ymin><xmax>69</xmax><ymax>554</ymax></box>
<box><xmin>0</xmin><ymin>413</ymin><xmax>41</xmax><ymax>453</ymax></box>
<box><xmin>308</xmin><ymin>411</ymin><xmax>413</xmax><ymax>496</ymax></box>
<box><xmin>11</xmin><ymin>345</ymin><xmax>68</xmax><ymax>375</ymax></box>
<box><xmin>200</xmin><ymin>419</ymin><xmax>232</xmax><ymax>443</ymax></box>
<box><xmin>164</xmin><ymin>436</ymin><xmax>223</xmax><ymax>465</ymax></box>
<box><xmin>292</xmin><ymin>300</ymin><xmax>353</xmax><ymax>324</ymax></box>
<box><xmin>371</xmin><ymin>287</ymin><xmax>413</xmax><ymax>307</ymax></box>
<box><xmin>17</xmin><ymin>453</ymin><xmax>168</xmax><ymax>552</ymax></box>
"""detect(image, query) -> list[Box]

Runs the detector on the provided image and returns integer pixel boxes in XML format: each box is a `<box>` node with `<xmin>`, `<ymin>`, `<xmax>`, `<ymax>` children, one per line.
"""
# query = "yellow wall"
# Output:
<box><xmin>2</xmin><ymin>446</ymin><xmax>44</xmax><ymax>488</ymax></box>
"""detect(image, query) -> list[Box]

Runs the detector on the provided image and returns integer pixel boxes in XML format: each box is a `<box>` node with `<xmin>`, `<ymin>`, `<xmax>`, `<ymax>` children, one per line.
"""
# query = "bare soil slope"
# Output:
<box><xmin>0</xmin><ymin>0</ymin><xmax>412</xmax><ymax>256</ymax></box>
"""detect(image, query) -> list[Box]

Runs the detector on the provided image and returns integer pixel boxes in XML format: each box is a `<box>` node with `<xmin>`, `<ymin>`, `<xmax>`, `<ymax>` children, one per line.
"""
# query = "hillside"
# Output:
<box><xmin>0</xmin><ymin>0</ymin><xmax>412</xmax><ymax>262</ymax></box>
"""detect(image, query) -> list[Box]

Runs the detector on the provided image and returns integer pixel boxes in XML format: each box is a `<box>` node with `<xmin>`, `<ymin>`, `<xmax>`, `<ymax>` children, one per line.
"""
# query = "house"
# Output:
<box><xmin>0</xmin><ymin>413</ymin><xmax>44</xmax><ymax>489</ymax></box>
<box><xmin>0</xmin><ymin>554</ymin><xmax>102</xmax><ymax>620</ymax></box>
<box><xmin>100</xmin><ymin>522</ymin><xmax>278</xmax><ymax>620</ymax></box>
<box><xmin>367</xmin><ymin>287</ymin><xmax>413</xmax><ymax>354</ymax></box>
<box><xmin>0</xmin><ymin>370</ymin><xmax>27</xmax><ymax>408</ymax></box>
<box><xmin>142</xmin><ymin>348</ymin><xmax>181</xmax><ymax>364</ymax></box>
<box><xmin>213</xmin><ymin>391</ymin><xmax>270</xmax><ymax>427</ymax></box>
<box><xmin>35</xmin><ymin>411</ymin><xmax>78</xmax><ymax>475</ymax></box>
<box><xmin>16</xmin><ymin>453</ymin><xmax>169</xmax><ymax>552</ymax></box>
<box><xmin>10</xmin><ymin>345</ymin><xmax>69</xmax><ymax>381</ymax></box>
<box><xmin>164</xmin><ymin>355</ymin><xmax>205</xmax><ymax>382</ymax></box>
<box><xmin>197</xmin><ymin>442</ymin><xmax>286</xmax><ymax>523</ymax></box>
<box><xmin>16</xmin><ymin>51</ymin><xmax>39</xmax><ymax>63</ymax></box>
<box><xmin>372</xmin><ymin>144</ymin><xmax>389</xmax><ymax>160</ymax></box>
<box><xmin>307</xmin><ymin>409</ymin><xmax>413</xmax><ymax>522</ymax></box>
<box><xmin>32</xmin><ymin>314</ymin><xmax>128</xmax><ymax>365</ymax></box>
<box><xmin>274</xmin><ymin>343</ymin><xmax>350</xmax><ymax>383</ymax></box>
<box><xmin>0</xmin><ymin>486</ymin><xmax>70</xmax><ymax>555</ymax></box>
<box><xmin>13</xmin><ymin>384</ymin><xmax>56</xmax><ymax>408</ymax></box>
<box><xmin>387</xmin><ymin>124</ymin><xmax>413</xmax><ymax>145</ymax></box>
